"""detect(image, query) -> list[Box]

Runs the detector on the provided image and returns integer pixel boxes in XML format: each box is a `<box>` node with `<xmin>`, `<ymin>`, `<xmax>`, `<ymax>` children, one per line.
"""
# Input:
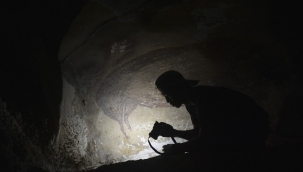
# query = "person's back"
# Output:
<box><xmin>154</xmin><ymin>70</ymin><xmax>270</xmax><ymax>154</ymax></box>
<box><xmin>186</xmin><ymin>85</ymin><xmax>270</xmax><ymax>150</ymax></box>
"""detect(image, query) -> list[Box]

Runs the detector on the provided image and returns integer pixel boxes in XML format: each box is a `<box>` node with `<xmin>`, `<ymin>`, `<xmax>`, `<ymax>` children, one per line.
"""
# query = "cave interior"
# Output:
<box><xmin>1</xmin><ymin>0</ymin><xmax>302</xmax><ymax>171</ymax></box>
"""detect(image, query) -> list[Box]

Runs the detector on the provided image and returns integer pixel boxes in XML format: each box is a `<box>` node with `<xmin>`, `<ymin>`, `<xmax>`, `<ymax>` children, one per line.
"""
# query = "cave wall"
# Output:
<box><xmin>57</xmin><ymin>0</ymin><xmax>301</xmax><ymax>170</ymax></box>
<box><xmin>0</xmin><ymin>0</ymin><xmax>88</xmax><ymax>171</ymax></box>
<box><xmin>1</xmin><ymin>0</ymin><xmax>302</xmax><ymax>171</ymax></box>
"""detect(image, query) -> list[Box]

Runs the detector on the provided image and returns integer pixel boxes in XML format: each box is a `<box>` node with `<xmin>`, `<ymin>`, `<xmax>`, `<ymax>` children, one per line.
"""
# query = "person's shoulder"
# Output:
<box><xmin>193</xmin><ymin>85</ymin><xmax>213</xmax><ymax>92</ymax></box>
<box><xmin>194</xmin><ymin>85</ymin><xmax>244</xmax><ymax>95</ymax></box>
<box><xmin>193</xmin><ymin>85</ymin><xmax>252</xmax><ymax>101</ymax></box>
<box><xmin>193</xmin><ymin>85</ymin><xmax>223</xmax><ymax>94</ymax></box>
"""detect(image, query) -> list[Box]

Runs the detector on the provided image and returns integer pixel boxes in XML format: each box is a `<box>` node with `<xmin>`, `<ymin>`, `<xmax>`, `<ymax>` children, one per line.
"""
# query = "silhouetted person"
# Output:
<box><xmin>155</xmin><ymin>70</ymin><xmax>270</xmax><ymax>154</ymax></box>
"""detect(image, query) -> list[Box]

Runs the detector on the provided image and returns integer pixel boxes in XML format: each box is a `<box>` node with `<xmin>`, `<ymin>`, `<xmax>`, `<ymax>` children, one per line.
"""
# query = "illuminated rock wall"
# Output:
<box><xmin>57</xmin><ymin>0</ymin><xmax>293</xmax><ymax>170</ymax></box>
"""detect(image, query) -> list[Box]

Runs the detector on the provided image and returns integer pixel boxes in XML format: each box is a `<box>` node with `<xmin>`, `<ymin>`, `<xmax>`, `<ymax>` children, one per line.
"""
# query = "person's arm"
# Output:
<box><xmin>172</xmin><ymin>128</ymin><xmax>199</xmax><ymax>140</ymax></box>
<box><xmin>164</xmin><ymin>106</ymin><xmax>203</xmax><ymax>153</ymax></box>
<box><xmin>162</xmin><ymin>128</ymin><xmax>201</xmax><ymax>153</ymax></box>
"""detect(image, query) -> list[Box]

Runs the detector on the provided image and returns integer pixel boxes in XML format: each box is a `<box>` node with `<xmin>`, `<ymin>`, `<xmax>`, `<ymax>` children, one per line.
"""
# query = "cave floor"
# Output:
<box><xmin>89</xmin><ymin>145</ymin><xmax>303</xmax><ymax>172</ymax></box>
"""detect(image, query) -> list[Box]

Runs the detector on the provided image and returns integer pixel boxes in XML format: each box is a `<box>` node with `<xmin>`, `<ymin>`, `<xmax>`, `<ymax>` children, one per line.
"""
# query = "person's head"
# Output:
<box><xmin>155</xmin><ymin>70</ymin><xmax>199</xmax><ymax>107</ymax></box>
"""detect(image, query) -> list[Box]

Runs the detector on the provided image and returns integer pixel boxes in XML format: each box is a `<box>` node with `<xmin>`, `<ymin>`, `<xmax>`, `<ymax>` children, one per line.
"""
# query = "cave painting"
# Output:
<box><xmin>61</xmin><ymin>44</ymin><xmax>212</xmax><ymax>137</ymax></box>
<box><xmin>95</xmin><ymin>44</ymin><xmax>207</xmax><ymax>137</ymax></box>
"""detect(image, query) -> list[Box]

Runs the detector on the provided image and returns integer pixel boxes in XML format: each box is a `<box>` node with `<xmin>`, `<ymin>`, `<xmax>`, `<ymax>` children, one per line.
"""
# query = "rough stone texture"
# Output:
<box><xmin>1</xmin><ymin>1</ymin><xmax>88</xmax><ymax>171</ymax></box>
<box><xmin>0</xmin><ymin>100</ymin><xmax>52</xmax><ymax>171</ymax></box>
<box><xmin>56</xmin><ymin>0</ymin><xmax>301</xmax><ymax>170</ymax></box>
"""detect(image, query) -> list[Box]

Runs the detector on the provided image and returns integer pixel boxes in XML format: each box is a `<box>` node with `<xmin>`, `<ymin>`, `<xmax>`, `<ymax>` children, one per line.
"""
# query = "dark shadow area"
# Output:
<box><xmin>91</xmin><ymin>145</ymin><xmax>303</xmax><ymax>172</ymax></box>
<box><xmin>271</xmin><ymin>0</ymin><xmax>303</xmax><ymax>143</ymax></box>
<box><xmin>0</xmin><ymin>0</ymin><xmax>87</xmax><ymax>171</ymax></box>
<box><xmin>270</xmin><ymin>0</ymin><xmax>303</xmax><ymax>153</ymax></box>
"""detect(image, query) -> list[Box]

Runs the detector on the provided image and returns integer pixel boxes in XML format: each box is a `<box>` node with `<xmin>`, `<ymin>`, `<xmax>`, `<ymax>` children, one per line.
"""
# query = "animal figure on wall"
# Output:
<box><xmin>96</xmin><ymin>44</ymin><xmax>210</xmax><ymax>137</ymax></box>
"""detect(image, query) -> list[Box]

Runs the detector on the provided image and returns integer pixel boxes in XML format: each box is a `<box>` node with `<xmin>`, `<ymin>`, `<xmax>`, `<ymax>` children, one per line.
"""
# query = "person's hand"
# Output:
<box><xmin>162</xmin><ymin>144</ymin><xmax>183</xmax><ymax>154</ymax></box>
<box><xmin>159</xmin><ymin>122</ymin><xmax>175</xmax><ymax>137</ymax></box>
